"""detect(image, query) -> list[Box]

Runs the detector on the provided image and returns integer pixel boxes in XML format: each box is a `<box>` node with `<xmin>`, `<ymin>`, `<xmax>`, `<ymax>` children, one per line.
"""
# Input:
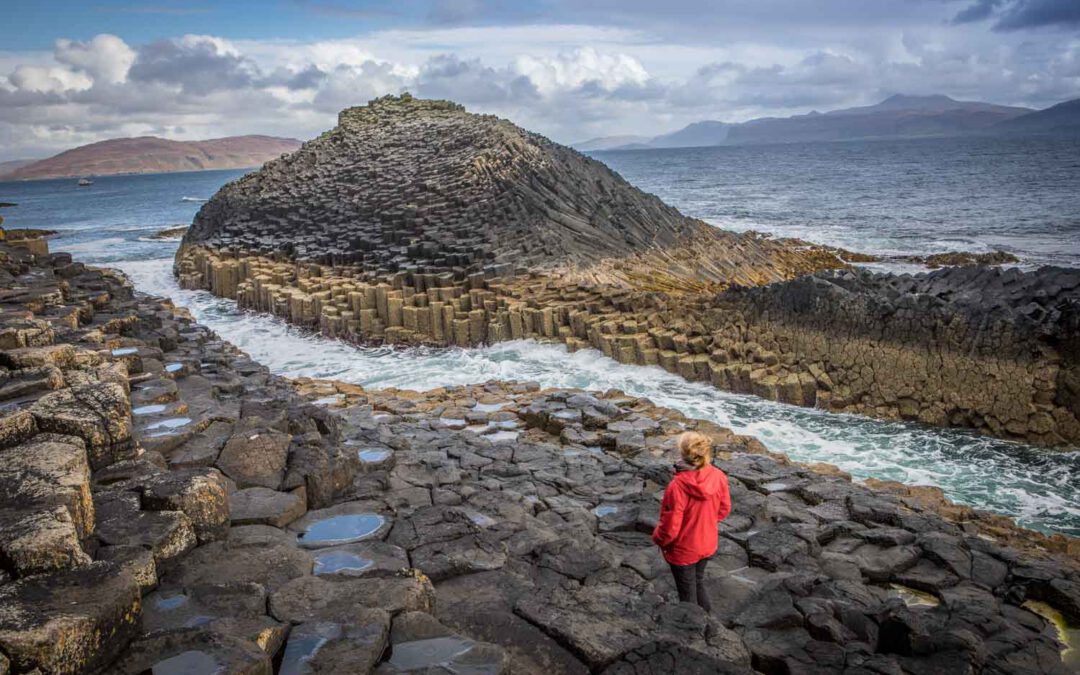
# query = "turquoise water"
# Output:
<box><xmin>1</xmin><ymin>151</ymin><xmax>1078</xmax><ymax>536</ymax></box>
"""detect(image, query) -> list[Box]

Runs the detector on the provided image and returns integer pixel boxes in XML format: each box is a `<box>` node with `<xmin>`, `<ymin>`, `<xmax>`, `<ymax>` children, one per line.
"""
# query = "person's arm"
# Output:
<box><xmin>716</xmin><ymin>472</ymin><xmax>732</xmax><ymax>522</ymax></box>
<box><xmin>652</xmin><ymin>482</ymin><xmax>687</xmax><ymax>548</ymax></box>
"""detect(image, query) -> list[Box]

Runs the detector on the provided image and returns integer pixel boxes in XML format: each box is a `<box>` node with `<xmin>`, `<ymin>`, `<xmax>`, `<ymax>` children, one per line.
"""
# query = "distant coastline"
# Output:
<box><xmin>575</xmin><ymin>93</ymin><xmax>1080</xmax><ymax>152</ymax></box>
<box><xmin>1</xmin><ymin>134</ymin><xmax>301</xmax><ymax>182</ymax></box>
<box><xmin>0</xmin><ymin>165</ymin><xmax>259</xmax><ymax>183</ymax></box>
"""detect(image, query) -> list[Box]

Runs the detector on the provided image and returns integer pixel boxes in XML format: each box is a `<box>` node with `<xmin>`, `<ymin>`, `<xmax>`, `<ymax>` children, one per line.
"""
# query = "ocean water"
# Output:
<box><xmin>1</xmin><ymin>143</ymin><xmax>1078</xmax><ymax>536</ymax></box>
<box><xmin>593</xmin><ymin>135</ymin><xmax>1080</xmax><ymax>268</ymax></box>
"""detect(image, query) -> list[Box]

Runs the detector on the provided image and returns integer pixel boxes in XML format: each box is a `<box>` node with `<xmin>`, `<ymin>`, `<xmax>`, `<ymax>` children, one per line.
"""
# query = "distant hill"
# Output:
<box><xmin>572</xmin><ymin>135</ymin><xmax>650</xmax><ymax>151</ymax></box>
<box><xmin>644</xmin><ymin>121</ymin><xmax>733</xmax><ymax>149</ymax></box>
<box><xmin>7</xmin><ymin>135</ymin><xmax>302</xmax><ymax>181</ymax></box>
<box><xmin>993</xmin><ymin>97</ymin><xmax>1080</xmax><ymax>136</ymax></box>
<box><xmin>597</xmin><ymin>94</ymin><xmax>1049</xmax><ymax>151</ymax></box>
<box><xmin>0</xmin><ymin>159</ymin><xmax>37</xmax><ymax>179</ymax></box>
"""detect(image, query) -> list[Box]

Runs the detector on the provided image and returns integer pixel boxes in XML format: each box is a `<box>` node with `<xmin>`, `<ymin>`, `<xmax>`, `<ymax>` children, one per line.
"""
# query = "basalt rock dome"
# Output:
<box><xmin>183</xmin><ymin>95</ymin><xmax>711</xmax><ymax>272</ymax></box>
<box><xmin>181</xmin><ymin>95</ymin><xmax>833</xmax><ymax>285</ymax></box>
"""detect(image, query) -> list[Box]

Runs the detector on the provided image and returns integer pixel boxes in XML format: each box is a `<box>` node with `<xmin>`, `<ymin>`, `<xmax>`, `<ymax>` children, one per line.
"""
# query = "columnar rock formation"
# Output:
<box><xmin>175</xmin><ymin>96</ymin><xmax>1080</xmax><ymax>446</ymax></box>
<box><xmin>4</xmin><ymin>235</ymin><xmax>1080</xmax><ymax>673</ymax></box>
<box><xmin>181</xmin><ymin>94</ymin><xmax>838</xmax><ymax>285</ymax></box>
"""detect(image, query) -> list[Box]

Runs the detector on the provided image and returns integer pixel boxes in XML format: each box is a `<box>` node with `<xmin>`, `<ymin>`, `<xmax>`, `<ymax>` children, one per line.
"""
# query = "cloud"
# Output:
<box><xmin>129</xmin><ymin>35</ymin><xmax>259</xmax><ymax>94</ymax></box>
<box><xmin>0</xmin><ymin>5</ymin><xmax>1078</xmax><ymax>160</ymax></box>
<box><xmin>55</xmin><ymin>34</ymin><xmax>136</xmax><ymax>84</ymax></box>
<box><xmin>952</xmin><ymin>0</ymin><xmax>1004</xmax><ymax>24</ymax></box>
<box><xmin>952</xmin><ymin>0</ymin><xmax>1080</xmax><ymax>30</ymax></box>
<box><xmin>994</xmin><ymin>0</ymin><xmax>1080</xmax><ymax>30</ymax></box>
<box><xmin>312</xmin><ymin>61</ymin><xmax>407</xmax><ymax>112</ymax></box>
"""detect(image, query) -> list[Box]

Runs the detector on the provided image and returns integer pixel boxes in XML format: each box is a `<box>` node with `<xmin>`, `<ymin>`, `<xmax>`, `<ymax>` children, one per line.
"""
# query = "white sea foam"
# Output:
<box><xmin>116</xmin><ymin>257</ymin><xmax>1080</xmax><ymax>536</ymax></box>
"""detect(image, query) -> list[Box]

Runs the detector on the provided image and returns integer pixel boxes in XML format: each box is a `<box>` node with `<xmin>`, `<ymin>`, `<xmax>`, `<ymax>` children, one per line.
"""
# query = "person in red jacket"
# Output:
<box><xmin>652</xmin><ymin>431</ymin><xmax>732</xmax><ymax>611</ymax></box>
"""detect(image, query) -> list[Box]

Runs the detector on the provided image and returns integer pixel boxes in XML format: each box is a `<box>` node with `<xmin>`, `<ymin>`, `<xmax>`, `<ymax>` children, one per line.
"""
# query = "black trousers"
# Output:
<box><xmin>668</xmin><ymin>557</ymin><xmax>712</xmax><ymax>611</ymax></box>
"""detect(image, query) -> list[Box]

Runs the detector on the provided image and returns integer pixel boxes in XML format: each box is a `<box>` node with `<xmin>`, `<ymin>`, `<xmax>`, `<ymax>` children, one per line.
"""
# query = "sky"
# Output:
<box><xmin>1</xmin><ymin>0</ymin><xmax>1078</xmax><ymax>160</ymax></box>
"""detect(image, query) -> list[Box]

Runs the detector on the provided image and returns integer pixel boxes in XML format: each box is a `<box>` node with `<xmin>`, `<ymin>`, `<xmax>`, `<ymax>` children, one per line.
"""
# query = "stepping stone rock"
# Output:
<box><xmin>231</xmin><ymin>487</ymin><xmax>307</xmax><ymax>527</ymax></box>
<box><xmin>168</xmin><ymin>419</ymin><xmax>233</xmax><ymax>469</ymax></box>
<box><xmin>94</xmin><ymin>490</ymin><xmax>197</xmax><ymax>564</ymax></box>
<box><xmin>141</xmin><ymin>583</ymin><xmax>289</xmax><ymax>657</ymax></box>
<box><xmin>138</xmin><ymin>467</ymin><xmax>231</xmax><ymax>543</ymax></box>
<box><xmin>376</xmin><ymin>611</ymin><xmax>510</xmax><ymax>674</ymax></box>
<box><xmin>280</xmin><ymin>618</ymin><xmax>389</xmax><ymax>675</ymax></box>
<box><xmin>270</xmin><ymin>575</ymin><xmax>435</xmax><ymax>624</ymax></box>
<box><xmin>312</xmin><ymin>541</ymin><xmax>410</xmax><ymax>578</ymax></box>
<box><xmin>0</xmin><ymin>504</ymin><xmax>90</xmax><ymax>576</ymax></box>
<box><xmin>0</xmin><ymin>561</ymin><xmax>140</xmax><ymax>674</ymax></box>
<box><xmin>163</xmin><ymin>540</ymin><xmax>312</xmax><ymax>592</ymax></box>
<box><xmin>30</xmin><ymin>381</ymin><xmax>134</xmax><ymax>469</ymax></box>
<box><xmin>0</xmin><ymin>436</ymin><xmax>93</xmax><ymax>538</ymax></box>
<box><xmin>108</xmin><ymin>627</ymin><xmax>271</xmax><ymax>675</ymax></box>
<box><xmin>216</xmin><ymin>427</ymin><xmax>291</xmax><ymax>490</ymax></box>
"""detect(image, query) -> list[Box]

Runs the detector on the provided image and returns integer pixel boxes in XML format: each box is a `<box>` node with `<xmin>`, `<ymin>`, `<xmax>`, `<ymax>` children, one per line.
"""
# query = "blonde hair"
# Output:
<box><xmin>678</xmin><ymin>432</ymin><xmax>713</xmax><ymax>469</ymax></box>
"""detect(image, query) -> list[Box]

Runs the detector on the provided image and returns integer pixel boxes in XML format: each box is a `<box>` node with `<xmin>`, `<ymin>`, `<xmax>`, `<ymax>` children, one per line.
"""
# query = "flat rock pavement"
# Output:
<box><xmin>1</xmin><ymin>237</ymin><xmax>1078</xmax><ymax>674</ymax></box>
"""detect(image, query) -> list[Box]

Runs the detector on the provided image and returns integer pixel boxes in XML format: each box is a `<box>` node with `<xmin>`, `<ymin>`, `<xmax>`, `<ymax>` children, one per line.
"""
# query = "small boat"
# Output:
<box><xmin>77</xmin><ymin>177</ymin><xmax>93</xmax><ymax>186</ymax></box>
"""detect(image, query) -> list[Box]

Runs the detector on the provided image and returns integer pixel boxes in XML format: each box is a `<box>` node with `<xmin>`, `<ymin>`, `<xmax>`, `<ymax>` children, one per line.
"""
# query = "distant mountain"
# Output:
<box><xmin>993</xmin><ymin>97</ymin><xmax>1080</xmax><ymax>136</ymax></box>
<box><xmin>572</xmin><ymin>135</ymin><xmax>650</xmax><ymax>151</ymax></box>
<box><xmin>0</xmin><ymin>159</ymin><xmax>37</xmax><ymax>179</ymax></box>
<box><xmin>600</xmin><ymin>94</ymin><xmax>1047</xmax><ymax>151</ymax></box>
<box><xmin>8</xmin><ymin>135</ymin><xmax>302</xmax><ymax>181</ymax></box>
<box><xmin>727</xmin><ymin>95</ymin><xmax>1031</xmax><ymax>145</ymax></box>
<box><xmin>644</xmin><ymin>121</ymin><xmax>733</xmax><ymax>149</ymax></box>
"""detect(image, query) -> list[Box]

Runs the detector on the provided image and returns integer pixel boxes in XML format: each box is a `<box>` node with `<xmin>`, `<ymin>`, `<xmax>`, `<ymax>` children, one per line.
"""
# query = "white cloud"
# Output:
<box><xmin>54</xmin><ymin>34</ymin><xmax>135</xmax><ymax>84</ymax></box>
<box><xmin>0</xmin><ymin>15</ymin><xmax>1077</xmax><ymax>160</ymax></box>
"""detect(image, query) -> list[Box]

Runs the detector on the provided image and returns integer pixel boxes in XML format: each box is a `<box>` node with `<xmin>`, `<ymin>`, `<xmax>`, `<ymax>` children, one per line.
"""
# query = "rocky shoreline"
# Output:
<box><xmin>176</xmin><ymin>244</ymin><xmax>1080</xmax><ymax>447</ymax></box>
<box><xmin>2</xmin><ymin>232</ymin><xmax>1079</xmax><ymax>672</ymax></box>
<box><xmin>175</xmin><ymin>96</ymin><xmax>1080</xmax><ymax>447</ymax></box>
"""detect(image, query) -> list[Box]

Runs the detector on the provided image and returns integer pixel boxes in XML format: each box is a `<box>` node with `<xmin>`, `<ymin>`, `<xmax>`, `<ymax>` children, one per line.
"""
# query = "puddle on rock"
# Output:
<box><xmin>357</xmin><ymin>448</ymin><xmax>391</xmax><ymax>463</ymax></box>
<box><xmin>111</xmin><ymin>347</ymin><xmax>138</xmax><ymax>356</ymax></box>
<box><xmin>165</xmin><ymin>362</ymin><xmax>184</xmax><ymax>373</ymax></box>
<box><xmin>150</xmin><ymin>650</ymin><xmax>224</xmax><ymax>675</ymax></box>
<box><xmin>593</xmin><ymin>505</ymin><xmax>619</xmax><ymax>517</ymax></box>
<box><xmin>154</xmin><ymin>593</ymin><xmax>188</xmax><ymax>610</ymax></box>
<box><xmin>760</xmin><ymin>481</ymin><xmax>794</xmax><ymax>493</ymax></box>
<box><xmin>145</xmin><ymin>417</ymin><xmax>192</xmax><ymax>431</ymax></box>
<box><xmin>313</xmin><ymin>550</ymin><xmax>375</xmax><ymax>575</ymax></box>
<box><xmin>467</xmin><ymin>512</ymin><xmax>498</xmax><ymax>528</ymax></box>
<box><xmin>297</xmin><ymin>514</ymin><xmax>386</xmax><ymax>548</ymax></box>
<box><xmin>133</xmin><ymin>404</ymin><xmax>169</xmax><ymax>416</ymax></box>
<box><xmin>1023</xmin><ymin>600</ymin><xmax>1079</xmax><ymax>667</ymax></box>
<box><xmin>486</xmin><ymin>431</ymin><xmax>519</xmax><ymax>443</ymax></box>
<box><xmin>386</xmin><ymin>637</ymin><xmax>475</xmax><ymax>671</ymax></box>
<box><xmin>887</xmin><ymin>584</ymin><xmax>940</xmax><ymax>608</ymax></box>
<box><xmin>280</xmin><ymin>624</ymin><xmax>339</xmax><ymax>675</ymax></box>
<box><xmin>312</xmin><ymin>395</ymin><xmax>343</xmax><ymax>406</ymax></box>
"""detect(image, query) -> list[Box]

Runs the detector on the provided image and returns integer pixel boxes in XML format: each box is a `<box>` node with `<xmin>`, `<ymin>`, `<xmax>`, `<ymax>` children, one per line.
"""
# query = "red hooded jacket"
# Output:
<box><xmin>651</xmin><ymin>464</ymin><xmax>732</xmax><ymax>566</ymax></box>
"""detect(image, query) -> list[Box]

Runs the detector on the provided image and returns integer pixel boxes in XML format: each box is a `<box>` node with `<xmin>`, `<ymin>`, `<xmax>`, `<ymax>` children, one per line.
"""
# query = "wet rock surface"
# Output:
<box><xmin>2</xmin><ymin>234</ymin><xmax>1078</xmax><ymax>673</ymax></box>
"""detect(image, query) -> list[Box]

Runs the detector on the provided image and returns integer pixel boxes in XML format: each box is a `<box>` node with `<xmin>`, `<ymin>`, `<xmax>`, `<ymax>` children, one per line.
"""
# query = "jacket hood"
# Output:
<box><xmin>676</xmin><ymin>465</ymin><xmax>725</xmax><ymax>500</ymax></box>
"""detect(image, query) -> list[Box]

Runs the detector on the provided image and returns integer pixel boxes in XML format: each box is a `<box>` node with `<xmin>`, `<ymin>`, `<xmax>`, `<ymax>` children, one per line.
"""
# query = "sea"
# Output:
<box><xmin>2</xmin><ymin>134</ymin><xmax>1078</xmax><ymax>536</ymax></box>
